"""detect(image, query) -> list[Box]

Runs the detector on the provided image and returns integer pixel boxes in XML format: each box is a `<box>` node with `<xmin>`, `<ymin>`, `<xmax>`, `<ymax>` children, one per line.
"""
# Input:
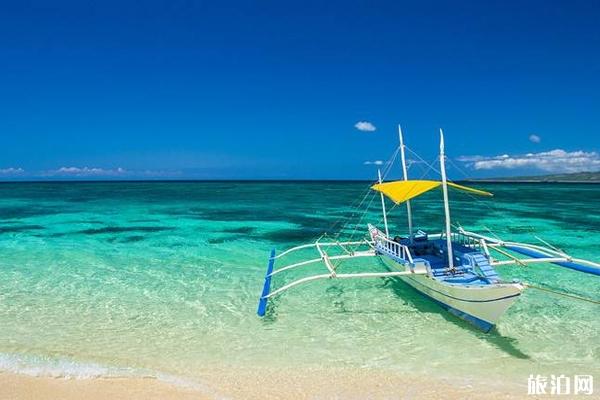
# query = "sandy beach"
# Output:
<box><xmin>0</xmin><ymin>368</ymin><xmax>527</xmax><ymax>400</ymax></box>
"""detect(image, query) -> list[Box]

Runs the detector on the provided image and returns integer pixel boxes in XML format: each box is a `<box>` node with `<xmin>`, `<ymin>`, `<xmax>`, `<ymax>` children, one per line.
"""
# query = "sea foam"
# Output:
<box><xmin>0</xmin><ymin>352</ymin><xmax>146</xmax><ymax>379</ymax></box>
<box><xmin>0</xmin><ymin>352</ymin><xmax>228</xmax><ymax>398</ymax></box>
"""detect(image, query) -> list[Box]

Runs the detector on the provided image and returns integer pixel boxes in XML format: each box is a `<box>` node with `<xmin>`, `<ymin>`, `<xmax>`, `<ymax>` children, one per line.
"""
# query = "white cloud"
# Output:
<box><xmin>364</xmin><ymin>160</ymin><xmax>384</xmax><ymax>166</ymax></box>
<box><xmin>354</xmin><ymin>121</ymin><xmax>376</xmax><ymax>132</ymax></box>
<box><xmin>0</xmin><ymin>167</ymin><xmax>25</xmax><ymax>175</ymax></box>
<box><xmin>529</xmin><ymin>134</ymin><xmax>541</xmax><ymax>143</ymax></box>
<box><xmin>458</xmin><ymin>149</ymin><xmax>600</xmax><ymax>173</ymax></box>
<box><xmin>47</xmin><ymin>166</ymin><xmax>127</xmax><ymax>177</ymax></box>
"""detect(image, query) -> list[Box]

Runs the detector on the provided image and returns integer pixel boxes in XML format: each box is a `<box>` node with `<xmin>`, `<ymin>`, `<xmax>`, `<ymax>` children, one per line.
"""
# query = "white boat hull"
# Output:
<box><xmin>380</xmin><ymin>256</ymin><xmax>524</xmax><ymax>331</ymax></box>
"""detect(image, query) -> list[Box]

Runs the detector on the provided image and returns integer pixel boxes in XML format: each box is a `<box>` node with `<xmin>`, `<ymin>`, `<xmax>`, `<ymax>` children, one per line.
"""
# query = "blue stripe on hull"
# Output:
<box><xmin>506</xmin><ymin>246</ymin><xmax>600</xmax><ymax>276</ymax></box>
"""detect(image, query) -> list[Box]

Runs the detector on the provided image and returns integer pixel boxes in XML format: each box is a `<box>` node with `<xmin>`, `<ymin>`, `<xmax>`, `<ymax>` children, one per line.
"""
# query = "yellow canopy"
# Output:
<box><xmin>371</xmin><ymin>180</ymin><xmax>492</xmax><ymax>204</ymax></box>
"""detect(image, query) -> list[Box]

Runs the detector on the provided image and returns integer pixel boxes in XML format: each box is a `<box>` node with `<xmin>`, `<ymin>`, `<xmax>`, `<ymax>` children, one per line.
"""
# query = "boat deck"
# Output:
<box><xmin>394</xmin><ymin>236</ymin><xmax>500</xmax><ymax>286</ymax></box>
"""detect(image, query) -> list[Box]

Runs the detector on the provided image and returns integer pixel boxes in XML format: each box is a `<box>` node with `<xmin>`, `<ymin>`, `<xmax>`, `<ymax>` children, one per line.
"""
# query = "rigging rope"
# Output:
<box><xmin>524</xmin><ymin>283</ymin><xmax>600</xmax><ymax>305</ymax></box>
<box><xmin>406</xmin><ymin>147</ymin><xmax>441</xmax><ymax>177</ymax></box>
<box><xmin>328</xmin><ymin>183</ymin><xmax>376</xmax><ymax>237</ymax></box>
<box><xmin>318</xmin><ymin>146</ymin><xmax>402</xmax><ymax>269</ymax></box>
<box><xmin>343</xmin><ymin>147</ymin><xmax>400</xmax><ymax>240</ymax></box>
<box><xmin>445</xmin><ymin>156</ymin><xmax>569</xmax><ymax>255</ymax></box>
<box><xmin>318</xmin><ymin>149</ymin><xmax>400</xmax><ymax>241</ymax></box>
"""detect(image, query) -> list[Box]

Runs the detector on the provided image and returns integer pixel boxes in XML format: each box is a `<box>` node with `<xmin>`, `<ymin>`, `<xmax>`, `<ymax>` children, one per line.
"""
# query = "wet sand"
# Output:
<box><xmin>0</xmin><ymin>368</ymin><xmax>526</xmax><ymax>400</ymax></box>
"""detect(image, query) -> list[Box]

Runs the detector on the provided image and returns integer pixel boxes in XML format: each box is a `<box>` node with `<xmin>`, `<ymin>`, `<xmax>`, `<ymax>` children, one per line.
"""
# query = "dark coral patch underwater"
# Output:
<box><xmin>0</xmin><ymin>224</ymin><xmax>45</xmax><ymax>234</ymax></box>
<box><xmin>77</xmin><ymin>226</ymin><xmax>174</xmax><ymax>235</ymax></box>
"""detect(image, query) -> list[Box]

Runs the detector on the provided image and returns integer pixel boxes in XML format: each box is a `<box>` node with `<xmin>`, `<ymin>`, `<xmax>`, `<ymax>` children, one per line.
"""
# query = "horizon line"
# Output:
<box><xmin>1</xmin><ymin>178</ymin><xmax>599</xmax><ymax>184</ymax></box>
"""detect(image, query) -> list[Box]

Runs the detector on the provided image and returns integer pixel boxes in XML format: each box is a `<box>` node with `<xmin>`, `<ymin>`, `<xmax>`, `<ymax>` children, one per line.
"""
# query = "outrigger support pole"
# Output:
<box><xmin>377</xmin><ymin>168</ymin><xmax>389</xmax><ymax>237</ymax></box>
<box><xmin>458</xmin><ymin>227</ymin><xmax>600</xmax><ymax>276</ymax></box>
<box><xmin>265</xmin><ymin>269</ymin><xmax>426</xmax><ymax>300</ymax></box>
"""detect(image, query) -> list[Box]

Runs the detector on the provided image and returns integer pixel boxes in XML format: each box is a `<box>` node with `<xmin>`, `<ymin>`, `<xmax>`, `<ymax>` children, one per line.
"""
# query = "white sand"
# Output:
<box><xmin>0</xmin><ymin>367</ymin><xmax>528</xmax><ymax>400</ymax></box>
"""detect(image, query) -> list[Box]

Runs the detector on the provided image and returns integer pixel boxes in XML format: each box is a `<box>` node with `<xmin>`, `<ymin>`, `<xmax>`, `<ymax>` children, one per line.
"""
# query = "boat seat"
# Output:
<box><xmin>478</xmin><ymin>266</ymin><xmax>499</xmax><ymax>281</ymax></box>
<box><xmin>464</xmin><ymin>253</ymin><xmax>500</xmax><ymax>282</ymax></box>
<box><xmin>413</xmin><ymin>230</ymin><xmax>428</xmax><ymax>242</ymax></box>
<box><xmin>393</xmin><ymin>235</ymin><xmax>407</xmax><ymax>243</ymax></box>
<box><xmin>443</xmin><ymin>273</ymin><xmax>481</xmax><ymax>283</ymax></box>
<box><xmin>432</xmin><ymin>266</ymin><xmax>472</xmax><ymax>278</ymax></box>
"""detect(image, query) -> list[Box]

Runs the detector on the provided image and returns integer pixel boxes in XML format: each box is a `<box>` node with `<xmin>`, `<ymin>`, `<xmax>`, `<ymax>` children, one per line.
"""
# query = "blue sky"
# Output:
<box><xmin>1</xmin><ymin>0</ymin><xmax>599</xmax><ymax>180</ymax></box>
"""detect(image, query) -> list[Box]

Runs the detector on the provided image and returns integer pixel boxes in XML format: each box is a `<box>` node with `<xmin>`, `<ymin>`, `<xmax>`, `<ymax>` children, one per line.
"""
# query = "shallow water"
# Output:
<box><xmin>0</xmin><ymin>181</ymin><xmax>598</xmax><ymax>387</ymax></box>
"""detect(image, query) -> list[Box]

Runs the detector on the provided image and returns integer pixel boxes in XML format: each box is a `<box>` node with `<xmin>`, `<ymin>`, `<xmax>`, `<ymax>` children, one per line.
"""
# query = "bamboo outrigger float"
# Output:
<box><xmin>257</xmin><ymin>127</ymin><xmax>600</xmax><ymax>332</ymax></box>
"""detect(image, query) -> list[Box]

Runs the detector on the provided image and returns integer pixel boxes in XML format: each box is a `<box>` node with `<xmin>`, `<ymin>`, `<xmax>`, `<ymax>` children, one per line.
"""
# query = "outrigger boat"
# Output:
<box><xmin>257</xmin><ymin>127</ymin><xmax>600</xmax><ymax>332</ymax></box>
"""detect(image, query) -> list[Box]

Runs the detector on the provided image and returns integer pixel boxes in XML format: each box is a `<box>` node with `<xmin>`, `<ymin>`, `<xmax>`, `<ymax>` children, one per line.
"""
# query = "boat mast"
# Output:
<box><xmin>398</xmin><ymin>125</ymin><xmax>413</xmax><ymax>241</ymax></box>
<box><xmin>439</xmin><ymin>129</ymin><xmax>454</xmax><ymax>269</ymax></box>
<box><xmin>377</xmin><ymin>168</ymin><xmax>390</xmax><ymax>237</ymax></box>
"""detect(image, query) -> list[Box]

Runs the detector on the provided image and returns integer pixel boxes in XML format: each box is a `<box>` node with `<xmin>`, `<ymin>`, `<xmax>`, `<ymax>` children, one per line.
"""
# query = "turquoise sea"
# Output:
<box><xmin>0</xmin><ymin>181</ymin><xmax>599</xmax><ymax>390</ymax></box>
